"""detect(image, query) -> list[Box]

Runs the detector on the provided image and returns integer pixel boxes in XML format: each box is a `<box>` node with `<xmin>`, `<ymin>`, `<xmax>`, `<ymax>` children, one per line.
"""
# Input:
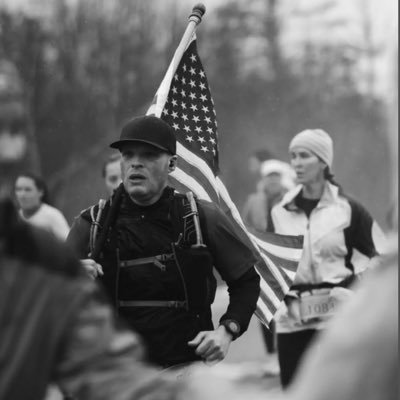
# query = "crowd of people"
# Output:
<box><xmin>1</xmin><ymin>110</ymin><xmax>396</xmax><ymax>400</ymax></box>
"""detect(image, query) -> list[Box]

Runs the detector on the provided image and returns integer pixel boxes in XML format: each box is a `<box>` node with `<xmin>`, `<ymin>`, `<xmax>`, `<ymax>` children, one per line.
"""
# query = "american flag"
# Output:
<box><xmin>147</xmin><ymin>35</ymin><xmax>303</xmax><ymax>326</ymax></box>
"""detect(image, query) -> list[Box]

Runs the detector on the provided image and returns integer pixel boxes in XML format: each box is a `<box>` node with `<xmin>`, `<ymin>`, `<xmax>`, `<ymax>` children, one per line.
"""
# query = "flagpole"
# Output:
<box><xmin>170</xmin><ymin>4</ymin><xmax>206</xmax><ymax>78</ymax></box>
<box><xmin>147</xmin><ymin>4</ymin><xmax>206</xmax><ymax>116</ymax></box>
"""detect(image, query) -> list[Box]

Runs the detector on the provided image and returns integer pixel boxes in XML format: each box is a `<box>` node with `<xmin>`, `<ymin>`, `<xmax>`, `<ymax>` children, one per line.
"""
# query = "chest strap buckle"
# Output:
<box><xmin>119</xmin><ymin>253</ymin><xmax>175</xmax><ymax>271</ymax></box>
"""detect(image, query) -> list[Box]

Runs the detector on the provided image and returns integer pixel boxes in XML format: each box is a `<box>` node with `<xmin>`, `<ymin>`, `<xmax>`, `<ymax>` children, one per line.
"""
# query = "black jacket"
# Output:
<box><xmin>67</xmin><ymin>186</ymin><xmax>261</xmax><ymax>366</ymax></box>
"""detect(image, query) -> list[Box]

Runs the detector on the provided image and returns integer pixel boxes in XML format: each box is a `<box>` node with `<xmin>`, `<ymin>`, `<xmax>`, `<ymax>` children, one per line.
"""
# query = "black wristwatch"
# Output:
<box><xmin>220</xmin><ymin>319</ymin><xmax>241</xmax><ymax>340</ymax></box>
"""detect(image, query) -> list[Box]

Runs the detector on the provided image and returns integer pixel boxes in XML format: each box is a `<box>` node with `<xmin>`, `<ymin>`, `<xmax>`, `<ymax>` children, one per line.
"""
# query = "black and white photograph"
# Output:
<box><xmin>0</xmin><ymin>1</ymin><xmax>397</xmax><ymax>399</ymax></box>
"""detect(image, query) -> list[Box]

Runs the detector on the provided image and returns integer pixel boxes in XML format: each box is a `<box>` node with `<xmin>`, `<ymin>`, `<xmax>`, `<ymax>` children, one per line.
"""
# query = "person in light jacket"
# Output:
<box><xmin>268</xmin><ymin>128</ymin><xmax>386</xmax><ymax>388</ymax></box>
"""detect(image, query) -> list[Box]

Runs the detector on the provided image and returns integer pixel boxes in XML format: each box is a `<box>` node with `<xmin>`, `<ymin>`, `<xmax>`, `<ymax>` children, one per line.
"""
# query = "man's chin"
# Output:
<box><xmin>126</xmin><ymin>187</ymin><xmax>146</xmax><ymax>197</ymax></box>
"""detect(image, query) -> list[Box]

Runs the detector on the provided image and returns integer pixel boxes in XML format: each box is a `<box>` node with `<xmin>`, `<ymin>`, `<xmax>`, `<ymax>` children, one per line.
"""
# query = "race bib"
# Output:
<box><xmin>299</xmin><ymin>292</ymin><xmax>338</xmax><ymax>323</ymax></box>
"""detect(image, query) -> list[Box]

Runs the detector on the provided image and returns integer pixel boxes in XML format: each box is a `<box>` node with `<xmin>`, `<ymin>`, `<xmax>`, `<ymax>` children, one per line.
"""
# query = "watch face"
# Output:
<box><xmin>228</xmin><ymin>321</ymin><xmax>239</xmax><ymax>333</ymax></box>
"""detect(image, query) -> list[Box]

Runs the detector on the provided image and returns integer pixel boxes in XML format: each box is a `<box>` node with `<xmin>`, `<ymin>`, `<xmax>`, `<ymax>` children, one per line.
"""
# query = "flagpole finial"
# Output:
<box><xmin>189</xmin><ymin>4</ymin><xmax>206</xmax><ymax>24</ymax></box>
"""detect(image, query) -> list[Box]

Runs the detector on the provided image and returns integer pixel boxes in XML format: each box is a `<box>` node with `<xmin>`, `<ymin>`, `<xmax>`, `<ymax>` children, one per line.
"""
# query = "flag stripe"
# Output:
<box><xmin>253</xmin><ymin>235</ymin><xmax>303</xmax><ymax>262</ymax></box>
<box><xmin>174</xmin><ymin>158</ymin><xmax>219</xmax><ymax>203</ymax></box>
<box><xmin>251</xmin><ymin>230</ymin><xmax>304</xmax><ymax>249</ymax></box>
<box><xmin>259</xmin><ymin>286</ymin><xmax>279</xmax><ymax>315</ymax></box>
<box><xmin>254</xmin><ymin>260</ymin><xmax>286</xmax><ymax>300</ymax></box>
<box><xmin>177</xmin><ymin>142</ymin><xmax>218</xmax><ymax>192</ymax></box>
<box><xmin>261</xmin><ymin>251</ymin><xmax>296</xmax><ymax>286</ymax></box>
<box><xmin>171</xmin><ymin>168</ymin><xmax>212</xmax><ymax>201</ymax></box>
<box><xmin>256</xmin><ymin>304</ymin><xmax>273</xmax><ymax>325</ymax></box>
<box><xmin>260</xmin><ymin>251</ymin><xmax>299</xmax><ymax>273</ymax></box>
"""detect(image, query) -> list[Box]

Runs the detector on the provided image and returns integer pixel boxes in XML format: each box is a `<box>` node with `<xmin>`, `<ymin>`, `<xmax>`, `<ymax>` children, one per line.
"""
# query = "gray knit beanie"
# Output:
<box><xmin>289</xmin><ymin>129</ymin><xmax>333</xmax><ymax>168</ymax></box>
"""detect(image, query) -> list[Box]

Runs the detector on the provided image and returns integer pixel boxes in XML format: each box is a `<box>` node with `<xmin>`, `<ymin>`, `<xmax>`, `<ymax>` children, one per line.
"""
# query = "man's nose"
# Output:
<box><xmin>130</xmin><ymin>156</ymin><xmax>143</xmax><ymax>167</ymax></box>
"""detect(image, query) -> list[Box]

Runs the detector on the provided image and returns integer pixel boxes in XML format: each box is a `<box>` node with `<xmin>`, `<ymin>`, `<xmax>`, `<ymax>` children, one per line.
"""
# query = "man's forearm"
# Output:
<box><xmin>219</xmin><ymin>267</ymin><xmax>260</xmax><ymax>337</ymax></box>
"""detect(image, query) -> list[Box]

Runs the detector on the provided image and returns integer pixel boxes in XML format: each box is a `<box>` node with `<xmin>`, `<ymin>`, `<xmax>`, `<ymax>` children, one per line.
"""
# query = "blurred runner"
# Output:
<box><xmin>15</xmin><ymin>172</ymin><xmax>70</xmax><ymax>241</ymax></box>
<box><xmin>242</xmin><ymin>150</ymin><xmax>275</xmax><ymax>231</ymax></box>
<box><xmin>260</xmin><ymin>159</ymin><xmax>296</xmax><ymax>231</ymax></box>
<box><xmin>102</xmin><ymin>153</ymin><xmax>122</xmax><ymax>196</ymax></box>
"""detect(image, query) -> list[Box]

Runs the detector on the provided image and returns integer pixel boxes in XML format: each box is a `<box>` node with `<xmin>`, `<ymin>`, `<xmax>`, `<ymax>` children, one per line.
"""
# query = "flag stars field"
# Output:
<box><xmin>160</xmin><ymin>42</ymin><xmax>219</xmax><ymax>172</ymax></box>
<box><xmin>154</xmin><ymin>41</ymin><xmax>220</xmax><ymax>181</ymax></box>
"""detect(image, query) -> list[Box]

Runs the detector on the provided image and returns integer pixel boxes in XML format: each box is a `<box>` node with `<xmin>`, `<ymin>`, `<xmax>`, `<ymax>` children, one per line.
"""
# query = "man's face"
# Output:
<box><xmin>120</xmin><ymin>142</ymin><xmax>175</xmax><ymax>205</ymax></box>
<box><xmin>104</xmin><ymin>159</ymin><xmax>122</xmax><ymax>196</ymax></box>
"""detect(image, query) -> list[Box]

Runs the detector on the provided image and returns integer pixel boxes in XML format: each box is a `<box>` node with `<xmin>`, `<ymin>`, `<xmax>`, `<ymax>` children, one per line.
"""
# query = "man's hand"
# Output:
<box><xmin>80</xmin><ymin>259</ymin><xmax>104</xmax><ymax>279</ymax></box>
<box><xmin>188</xmin><ymin>325</ymin><xmax>233</xmax><ymax>365</ymax></box>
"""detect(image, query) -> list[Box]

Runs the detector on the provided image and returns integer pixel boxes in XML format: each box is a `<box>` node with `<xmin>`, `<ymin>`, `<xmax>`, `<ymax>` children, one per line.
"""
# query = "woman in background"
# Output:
<box><xmin>269</xmin><ymin>129</ymin><xmax>385</xmax><ymax>388</ymax></box>
<box><xmin>15</xmin><ymin>172</ymin><xmax>70</xmax><ymax>241</ymax></box>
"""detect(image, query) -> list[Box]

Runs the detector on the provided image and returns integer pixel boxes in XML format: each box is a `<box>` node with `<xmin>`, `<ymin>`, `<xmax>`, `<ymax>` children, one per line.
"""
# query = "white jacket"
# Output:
<box><xmin>271</xmin><ymin>181</ymin><xmax>385</xmax><ymax>332</ymax></box>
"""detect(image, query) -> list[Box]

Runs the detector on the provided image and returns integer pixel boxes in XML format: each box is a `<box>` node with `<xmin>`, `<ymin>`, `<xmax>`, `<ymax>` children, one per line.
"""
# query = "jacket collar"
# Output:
<box><xmin>119</xmin><ymin>185</ymin><xmax>174</xmax><ymax>212</ymax></box>
<box><xmin>282</xmin><ymin>181</ymin><xmax>340</xmax><ymax>211</ymax></box>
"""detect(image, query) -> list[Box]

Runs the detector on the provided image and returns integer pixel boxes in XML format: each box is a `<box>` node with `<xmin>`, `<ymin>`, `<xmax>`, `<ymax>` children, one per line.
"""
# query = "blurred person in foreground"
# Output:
<box><xmin>0</xmin><ymin>199</ymin><xmax>150</xmax><ymax>400</ymax></box>
<box><xmin>282</xmin><ymin>236</ymin><xmax>397</xmax><ymax>400</ymax></box>
<box><xmin>15</xmin><ymin>172</ymin><xmax>70</xmax><ymax>241</ymax></box>
<box><xmin>268</xmin><ymin>129</ymin><xmax>386</xmax><ymax>388</ymax></box>
<box><xmin>0</xmin><ymin>136</ymin><xmax>178</xmax><ymax>400</ymax></box>
<box><xmin>102</xmin><ymin>152</ymin><xmax>122</xmax><ymax>196</ymax></box>
<box><xmin>67</xmin><ymin>115</ymin><xmax>260</xmax><ymax>368</ymax></box>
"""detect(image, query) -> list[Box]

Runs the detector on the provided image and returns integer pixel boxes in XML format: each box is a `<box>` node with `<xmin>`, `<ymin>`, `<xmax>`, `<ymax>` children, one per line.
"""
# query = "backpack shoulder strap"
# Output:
<box><xmin>89</xmin><ymin>199</ymin><xmax>107</xmax><ymax>256</ymax></box>
<box><xmin>90</xmin><ymin>185</ymin><xmax>124</xmax><ymax>261</ymax></box>
<box><xmin>170</xmin><ymin>191</ymin><xmax>205</xmax><ymax>247</ymax></box>
<box><xmin>184</xmin><ymin>191</ymin><xmax>205</xmax><ymax>247</ymax></box>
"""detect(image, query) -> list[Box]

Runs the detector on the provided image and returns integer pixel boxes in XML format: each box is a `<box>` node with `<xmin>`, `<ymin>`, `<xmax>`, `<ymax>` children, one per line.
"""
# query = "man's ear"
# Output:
<box><xmin>168</xmin><ymin>155</ymin><xmax>178</xmax><ymax>172</ymax></box>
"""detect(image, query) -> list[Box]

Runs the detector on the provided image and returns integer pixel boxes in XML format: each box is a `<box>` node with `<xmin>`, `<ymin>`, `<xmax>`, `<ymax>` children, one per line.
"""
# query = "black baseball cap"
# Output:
<box><xmin>110</xmin><ymin>115</ymin><xmax>176</xmax><ymax>155</ymax></box>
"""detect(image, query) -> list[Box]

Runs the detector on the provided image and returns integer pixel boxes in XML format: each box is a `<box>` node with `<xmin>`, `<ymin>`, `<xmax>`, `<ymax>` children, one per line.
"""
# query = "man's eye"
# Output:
<box><xmin>145</xmin><ymin>152</ymin><xmax>159</xmax><ymax>158</ymax></box>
